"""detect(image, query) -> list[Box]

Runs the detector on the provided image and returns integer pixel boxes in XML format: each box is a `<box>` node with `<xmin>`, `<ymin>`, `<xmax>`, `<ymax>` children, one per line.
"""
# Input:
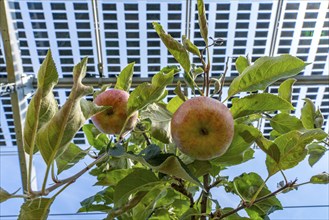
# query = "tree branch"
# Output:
<box><xmin>171</xmin><ymin>178</ymin><xmax>194</xmax><ymax>208</ymax></box>
<box><xmin>200</xmin><ymin>174</ymin><xmax>210</xmax><ymax>220</ymax></box>
<box><xmin>211</xmin><ymin>179</ymin><xmax>298</xmax><ymax>219</ymax></box>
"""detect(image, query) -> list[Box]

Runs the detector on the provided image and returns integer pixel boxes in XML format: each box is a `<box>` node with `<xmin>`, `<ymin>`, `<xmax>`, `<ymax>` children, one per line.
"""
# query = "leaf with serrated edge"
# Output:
<box><xmin>56</xmin><ymin>143</ymin><xmax>90</xmax><ymax>174</ymax></box>
<box><xmin>213</xmin><ymin>124</ymin><xmax>261</xmax><ymax>166</ymax></box>
<box><xmin>182</xmin><ymin>35</ymin><xmax>201</xmax><ymax>57</ymax></box>
<box><xmin>115</xmin><ymin>62</ymin><xmax>134</xmax><ymax>91</ymax></box>
<box><xmin>231</xmin><ymin>172</ymin><xmax>282</xmax><ymax>218</ymax></box>
<box><xmin>256</xmin><ymin>136</ymin><xmax>280</xmax><ymax>163</ymax></box>
<box><xmin>113</xmin><ymin>168</ymin><xmax>159</xmax><ymax>206</ymax></box>
<box><xmin>236</xmin><ymin>56</ymin><xmax>250</xmax><ymax>75</ymax></box>
<box><xmin>127</xmin><ymin>70</ymin><xmax>175</xmax><ymax>115</ymax></box>
<box><xmin>174</xmin><ymin>81</ymin><xmax>188</xmax><ymax>102</ymax></box>
<box><xmin>153</xmin><ymin>22</ymin><xmax>190</xmax><ymax>74</ymax></box>
<box><xmin>167</xmin><ymin>96</ymin><xmax>185</xmax><ymax>114</ymax></box>
<box><xmin>266</xmin><ymin>129</ymin><xmax>327</xmax><ymax>176</ymax></box>
<box><xmin>230</xmin><ymin>93</ymin><xmax>294</xmax><ymax>119</ymax></box>
<box><xmin>278</xmin><ymin>78</ymin><xmax>296</xmax><ymax>113</ymax></box>
<box><xmin>18</xmin><ymin>198</ymin><xmax>55</xmax><ymax>220</ymax></box>
<box><xmin>197</xmin><ymin>0</ymin><xmax>208</xmax><ymax>44</ymax></box>
<box><xmin>82</xmin><ymin>124</ymin><xmax>110</xmax><ymax>150</ymax></box>
<box><xmin>270</xmin><ymin>113</ymin><xmax>304</xmax><ymax>134</ymax></box>
<box><xmin>125</xmin><ymin>153</ymin><xmax>201</xmax><ymax>187</ymax></box>
<box><xmin>24</xmin><ymin>50</ymin><xmax>58</xmax><ymax>154</ymax></box>
<box><xmin>0</xmin><ymin>187</ymin><xmax>18</xmax><ymax>203</ymax></box>
<box><xmin>36</xmin><ymin>58</ymin><xmax>109</xmax><ymax>165</ymax></box>
<box><xmin>310</xmin><ymin>172</ymin><xmax>329</xmax><ymax>184</ymax></box>
<box><xmin>307</xmin><ymin>144</ymin><xmax>327</xmax><ymax>167</ymax></box>
<box><xmin>227</xmin><ymin>55</ymin><xmax>307</xmax><ymax>99</ymax></box>
<box><xmin>301</xmin><ymin>98</ymin><xmax>316</xmax><ymax>129</ymax></box>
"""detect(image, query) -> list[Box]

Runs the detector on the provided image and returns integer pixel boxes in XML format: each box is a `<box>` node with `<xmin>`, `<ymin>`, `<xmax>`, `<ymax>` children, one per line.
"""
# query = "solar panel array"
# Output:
<box><xmin>0</xmin><ymin>0</ymin><xmax>328</xmax><ymax>149</ymax></box>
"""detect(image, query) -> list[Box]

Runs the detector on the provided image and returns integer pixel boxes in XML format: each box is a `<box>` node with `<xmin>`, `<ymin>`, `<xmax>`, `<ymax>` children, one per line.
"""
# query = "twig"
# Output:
<box><xmin>200</xmin><ymin>174</ymin><xmax>210</xmax><ymax>220</ymax></box>
<box><xmin>208</xmin><ymin>178</ymin><xmax>223</xmax><ymax>189</ymax></box>
<box><xmin>211</xmin><ymin>179</ymin><xmax>298</xmax><ymax>219</ymax></box>
<box><xmin>218</xmin><ymin>57</ymin><xmax>230</xmax><ymax>101</ymax></box>
<box><xmin>171</xmin><ymin>178</ymin><xmax>194</xmax><ymax>208</ymax></box>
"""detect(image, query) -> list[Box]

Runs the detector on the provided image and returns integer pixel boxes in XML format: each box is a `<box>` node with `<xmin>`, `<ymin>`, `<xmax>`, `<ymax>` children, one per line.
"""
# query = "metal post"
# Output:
<box><xmin>91</xmin><ymin>0</ymin><xmax>104</xmax><ymax>78</ymax></box>
<box><xmin>269</xmin><ymin>0</ymin><xmax>284</xmax><ymax>56</ymax></box>
<box><xmin>0</xmin><ymin>0</ymin><xmax>29</xmax><ymax>195</ymax></box>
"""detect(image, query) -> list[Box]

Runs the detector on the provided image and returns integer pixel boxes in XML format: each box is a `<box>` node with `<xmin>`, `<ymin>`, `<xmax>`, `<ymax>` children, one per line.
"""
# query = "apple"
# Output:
<box><xmin>171</xmin><ymin>96</ymin><xmax>234</xmax><ymax>160</ymax></box>
<box><xmin>91</xmin><ymin>89</ymin><xmax>138</xmax><ymax>134</ymax></box>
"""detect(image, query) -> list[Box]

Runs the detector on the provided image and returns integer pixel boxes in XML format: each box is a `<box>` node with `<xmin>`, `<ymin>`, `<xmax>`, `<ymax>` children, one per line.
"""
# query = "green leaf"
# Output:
<box><xmin>140</xmin><ymin>103</ymin><xmax>173</xmax><ymax>144</ymax></box>
<box><xmin>270</xmin><ymin>113</ymin><xmax>304</xmax><ymax>134</ymax></box>
<box><xmin>115</xmin><ymin>62</ymin><xmax>135</xmax><ymax>91</ymax></box>
<box><xmin>310</xmin><ymin>172</ymin><xmax>329</xmax><ymax>184</ymax></box>
<box><xmin>183</xmin><ymin>71</ymin><xmax>195</xmax><ymax>92</ymax></box>
<box><xmin>188</xmin><ymin>160</ymin><xmax>212</xmax><ymax>177</ymax></box>
<box><xmin>114</xmin><ymin>168</ymin><xmax>159</xmax><ymax>206</ymax></box>
<box><xmin>174</xmin><ymin>81</ymin><xmax>188</xmax><ymax>102</ymax></box>
<box><xmin>236</xmin><ymin>56</ymin><xmax>250</xmax><ymax>75</ymax></box>
<box><xmin>255</xmin><ymin>137</ymin><xmax>280</xmax><ymax>163</ymax></box>
<box><xmin>18</xmin><ymin>198</ymin><xmax>55</xmax><ymax>220</ymax></box>
<box><xmin>266</xmin><ymin>129</ymin><xmax>328</xmax><ymax>176</ymax></box>
<box><xmin>82</xmin><ymin>124</ymin><xmax>110</xmax><ymax>150</ymax></box>
<box><xmin>167</xmin><ymin>96</ymin><xmax>184</xmax><ymax>114</ymax></box>
<box><xmin>0</xmin><ymin>187</ymin><xmax>18</xmax><ymax>203</ymax></box>
<box><xmin>301</xmin><ymin>98</ymin><xmax>316</xmax><ymax>129</ymax></box>
<box><xmin>132</xmin><ymin>185</ymin><xmax>168</xmax><ymax>220</ymax></box>
<box><xmin>213</xmin><ymin>124</ymin><xmax>261</xmax><ymax>166</ymax></box>
<box><xmin>197</xmin><ymin>0</ymin><xmax>208</xmax><ymax>44</ymax></box>
<box><xmin>127</xmin><ymin>70</ymin><xmax>175</xmax><ymax>115</ymax></box>
<box><xmin>179</xmin><ymin>208</ymin><xmax>199</xmax><ymax>220</ymax></box>
<box><xmin>153</xmin><ymin>22</ymin><xmax>190</xmax><ymax>73</ymax></box>
<box><xmin>79</xmin><ymin>187</ymin><xmax>114</xmax><ymax>213</ymax></box>
<box><xmin>24</xmin><ymin>50</ymin><xmax>58</xmax><ymax>154</ymax></box>
<box><xmin>227</xmin><ymin>55</ymin><xmax>307</xmax><ymax>98</ymax></box>
<box><xmin>125</xmin><ymin>153</ymin><xmax>201</xmax><ymax>187</ymax></box>
<box><xmin>95</xmin><ymin>169</ymin><xmax>132</xmax><ymax>186</ymax></box>
<box><xmin>230</xmin><ymin>173</ymin><xmax>282</xmax><ymax>218</ymax></box>
<box><xmin>56</xmin><ymin>143</ymin><xmax>89</xmax><ymax>175</ymax></box>
<box><xmin>278</xmin><ymin>78</ymin><xmax>296</xmax><ymax>113</ymax></box>
<box><xmin>307</xmin><ymin>144</ymin><xmax>327</xmax><ymax>167</ymax></box>
<box><xmin>230</xmin><ymin>93</ymin><xmax>294</xmax><ymax>119</ymax></box>
<box><xmin>182</xmin><ymin>35</ymin><xmax>201</xmax><ymax>57</ymax></box>
<box><xmin>36</xmin><ymin>58</ymin><xmax>109</xmax><ymax>165</ymax></box>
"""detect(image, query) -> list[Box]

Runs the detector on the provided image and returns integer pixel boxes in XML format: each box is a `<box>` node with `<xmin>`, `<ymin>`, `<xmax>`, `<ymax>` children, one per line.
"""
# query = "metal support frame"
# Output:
<box><xmin>0</xmin><ymin>0</ymin><xmax>29</xmax><ymax>195</ymax></box>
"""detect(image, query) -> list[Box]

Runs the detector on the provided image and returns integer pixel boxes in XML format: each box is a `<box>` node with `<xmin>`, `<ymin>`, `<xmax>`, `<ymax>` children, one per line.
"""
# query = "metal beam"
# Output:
<box><xmin>0</xmin><ymin>0</ymin><xmax>29</xmax><ymax>194</ymax></box>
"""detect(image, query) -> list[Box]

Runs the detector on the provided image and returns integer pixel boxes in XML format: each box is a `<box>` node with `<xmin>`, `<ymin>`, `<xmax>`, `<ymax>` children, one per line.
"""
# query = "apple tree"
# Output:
<box><xmin>1</xmin><ymin>0</ymin><xmax>328</xmax><ymax>219</ymax></box>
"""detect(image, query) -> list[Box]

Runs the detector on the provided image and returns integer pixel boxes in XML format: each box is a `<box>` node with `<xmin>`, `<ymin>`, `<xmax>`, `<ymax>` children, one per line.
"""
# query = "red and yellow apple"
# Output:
<box><xmin>91</xmin><ymin>89</ymin><xmax>138</xmax><ymax>134</ymax></box>
<box><xmin>171</xmin><ymin>96</ymin><xmax>234</xmax><ymax>160</ymax></box>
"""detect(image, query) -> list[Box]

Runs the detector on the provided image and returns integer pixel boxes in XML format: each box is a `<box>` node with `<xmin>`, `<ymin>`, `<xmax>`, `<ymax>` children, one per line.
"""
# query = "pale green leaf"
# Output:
<box><xmin>56</xmin><ymin>143</ymin><xmax>89</xmax><ymax>174</ymax></box>
<box><xmin>24</xmin><ymin>50</ymin><xmax>58</xmax><ymax>154</ymax></box>
<box><xmin>221</xmin><ymin>208</ymin><xmax>251</xmax><ymax>220</ymax></box>
<box><xmin>0</xmin><ymin>187</ymin><xmax>15</xmax><ymax>203</ymax></box>
<box><xmin>230</xmin><ymin>173</ymin><xmax>282</xmax><ymax>218</ymax></box>
<box><xmin>167</xmin><ymin>96</ymin><xmax>184</xmax><ymax>113</ymax></box>
<box><xmin>266</xmin><ymin>129</ymin><xmax>328</xmax><ymax>176</ymax></box>
<box><xmin>188</xmin><ymin>160</ymin><xmax>212</xmax><ymax>177</ymax></box>
<box><xmin>125</xmin><ymin>153</ymin><xmax>201</xmax><ymax>187</ymax></box>
<box><xmin>314</xmin><ymin>108</ymin><xmax>324</xmax><ymax>129</ymax></box>
<box><xmin>95</xmin><ymin>169</ymin><xmax>132</xmax><ymax>186</ymax></box>
<box><xmin>307</xmin><ymin>144</ymin><xmax>327</xmax><ymax>167</ymax></box>
<box><xmin>301</xmin><ymin>98</ymin><xmax>316</xmax><ymax>129</ymax></box>
<box><xmin>182</xmin><ymin>35</ymin><xmax>201</xmax><ymax>57</ymax></box>
<box><xmin>230</xmin><ymin>93</ymin><xmax>294</xmax><ymax>119</ymax></box>
<box><xmin>179</xmin><ymin>208</ymin><xmax>199</xmax><ymax>220</ymax></box>
<box><xmin>140</xmin><ymin>103</ymin><xmax>173</xmax><ymax>144</ymax></box>
<box><xmin>310</xmin><ymin>172</ymin><xmax>329</xmax><ymax>184</ymax></box>
<box><xmin>82</xmin><ymin>124</ymin><xmax>110</xmax><ymax>150</ymax></box>
<box><xmin>36</xmin><ymin>58</ymin><xmax>108</xmax><ymax>165</ymax></box>
<box><xmin>270</xmin><ymin>113</ymin><xmax>304</xmax><ymax>134</ymax></box>
<box><xmin>153</xmin><ymin>22</ymin><xmax>190</xmax><ymax>73</ymax></box>
<box><xmin>236</xmin><ymin>56</ymin><xmax>250</xmax><ymax>75</ymax></box>
<box><xmin>255</xmin><ymin>136</ymin><xmax>280</xmax><ymax>163</ymax></box>
<box><xmin>278</xmin><ymin>78</ymin><xmax>296</xmax><ymax>113</ymax></box>
<box><xmin>213</xmin><ymin>124</ymin><xmax>261</xmax><ymax>166</ymax></box>
<box><xmin>197</xmin><ymin>0</ymin><xmax>208</xmax><ymax>44</ymax></box>
<box><xmin>18</xmin><ymin>198</ymin><xmax>55</xmax><ymax>220</ymax></box>
<box><xmin>227</xmin><ymin>55</ymin><xmax>307</xmax><ymax>98</ymax></box>
<box><xmin>115</xmin><ymin>62</ymin><xmax>134</xmax><ymax>91</ymax></box>
<box><xmin>174</xmin><ymin>81</ymin><xmax>188</xmax><ymax>102</ymax></box>
<box><xmin>113</xmin><ymin>169</ymin><xmax>159</xmax><ymax>206</ymax></box>
<box><xmin>127</xmin><ymin>70</ymin><xmax>175</xmax><ymax>115</ymax></box>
